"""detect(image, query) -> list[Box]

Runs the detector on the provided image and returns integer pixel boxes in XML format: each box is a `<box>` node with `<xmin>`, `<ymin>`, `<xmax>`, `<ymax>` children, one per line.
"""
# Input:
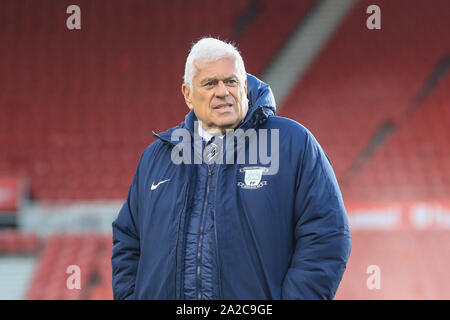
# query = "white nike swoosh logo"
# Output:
<box><xmin>151</xmin><ymin>179</ymin><xmax>171</xmax><ymax>190</ymax></box>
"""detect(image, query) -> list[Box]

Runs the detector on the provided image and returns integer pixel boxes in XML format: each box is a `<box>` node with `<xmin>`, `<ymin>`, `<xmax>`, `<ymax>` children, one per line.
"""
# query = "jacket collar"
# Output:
<box><xmin>153</xmin><ymin>74</ymin><xmax>276</xmax><ymax>146</ymax></box>
<box><xmin>154</xmin><ymin>104</ymin><xmax>275</xmax><ymax>147</ymax></box>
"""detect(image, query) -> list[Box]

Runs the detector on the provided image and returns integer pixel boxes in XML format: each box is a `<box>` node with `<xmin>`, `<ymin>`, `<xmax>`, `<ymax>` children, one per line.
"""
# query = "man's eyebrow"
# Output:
<box><xmin>200</xmin><ymin>77</ymin><xmax>218</xmax><ymax>85</ymax></box>
<box><xmin>223</xmin><ymin>75</ymin><xmax>238</xmax><ymax>81</ymax></box>
<box><xmin>200</xmin><ymin>75</ymin><xmax>238</xmax><ymax>85</ymax></box>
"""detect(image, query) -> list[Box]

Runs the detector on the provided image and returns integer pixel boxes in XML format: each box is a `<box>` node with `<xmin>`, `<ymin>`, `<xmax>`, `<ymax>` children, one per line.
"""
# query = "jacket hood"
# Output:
<box><xmin>154</xmin><ymin>74</ymin><xmax>276</xmax><ymax>146</ymax></box>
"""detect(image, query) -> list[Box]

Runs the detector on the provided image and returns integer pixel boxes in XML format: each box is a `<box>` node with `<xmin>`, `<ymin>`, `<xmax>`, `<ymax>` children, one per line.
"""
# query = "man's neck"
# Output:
<box><xmin>197</xmin><ymin>124</ymin><xmax>224</xmax><ymax>142</ymax></box>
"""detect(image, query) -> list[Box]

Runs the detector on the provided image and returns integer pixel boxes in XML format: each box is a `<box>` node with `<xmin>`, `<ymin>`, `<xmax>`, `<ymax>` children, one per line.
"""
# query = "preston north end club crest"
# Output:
<box><xmin>238</xmin><ymin>166</ymin><xmax>268</xmax><ymax>189</ymax></box>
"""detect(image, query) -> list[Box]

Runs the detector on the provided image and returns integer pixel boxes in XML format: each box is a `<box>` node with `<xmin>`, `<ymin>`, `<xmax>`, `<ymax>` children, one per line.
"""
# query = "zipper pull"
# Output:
<box><xmin>207</xmin><ymin>164</ymin><xmax>212</xmax><ymax>176</ymax></box>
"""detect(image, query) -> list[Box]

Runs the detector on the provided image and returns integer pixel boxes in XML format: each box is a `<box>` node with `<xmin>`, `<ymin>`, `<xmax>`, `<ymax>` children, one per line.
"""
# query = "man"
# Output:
<box><xmin>112</xmin><ymin>37</ymin><xmax>351</xmax><ymax>299</ymax></box>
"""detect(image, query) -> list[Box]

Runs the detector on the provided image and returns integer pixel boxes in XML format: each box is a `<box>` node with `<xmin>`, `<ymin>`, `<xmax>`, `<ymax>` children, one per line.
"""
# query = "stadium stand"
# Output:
<box><xmin>25</xmin><ymin>233</ymin><xmax>113</xmax><ymax>300</ymax></box>
<box><xmin>0</xmin><ymin>0</ymin><xmax>313</xmax><ymax>201</ymax></box>
<box><xmin>235</xmin><ymin>0</ymin><xmax>315</xmax><ymax>76</ymax></box>
<box><xmin>0</xmin><ymin>230</ymin><xmax>39</xmax><ymax>254</ymax></box>
<box><xmin>0</xmin><ymin>0</ymin><xmax>250</xmax><ymax>200</ymax></box>
<box><xmin>280</xmin><ymin>0</ymin><xmax>450</xmax><ymax>199</ymax></box>
<box><xmin>344</xmin><ymin>74</ymin><xmax>450</xmax><ymax>201</ymax></box>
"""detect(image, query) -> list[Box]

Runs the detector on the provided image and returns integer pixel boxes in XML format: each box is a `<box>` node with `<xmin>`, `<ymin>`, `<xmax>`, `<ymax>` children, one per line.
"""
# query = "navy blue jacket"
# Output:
<box><xmin>111</xmin><ymin>74</ymin><xmax>351</xmax><ymax>300</ymax></box>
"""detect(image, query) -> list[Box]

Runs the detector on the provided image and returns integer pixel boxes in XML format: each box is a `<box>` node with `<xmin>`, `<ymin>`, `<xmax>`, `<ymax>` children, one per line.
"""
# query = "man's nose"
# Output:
<box><xmin>215</xmin><ymin>81</ymin><xmax>229</xmax><ymax>97</ymax></box>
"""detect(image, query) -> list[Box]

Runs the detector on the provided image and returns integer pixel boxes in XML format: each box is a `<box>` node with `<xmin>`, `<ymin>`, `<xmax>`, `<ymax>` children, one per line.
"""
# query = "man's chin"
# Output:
<box><xmin>211</xmin><ymin>117</ymin><xmax>239</xmax><ymax>130</ymax></box>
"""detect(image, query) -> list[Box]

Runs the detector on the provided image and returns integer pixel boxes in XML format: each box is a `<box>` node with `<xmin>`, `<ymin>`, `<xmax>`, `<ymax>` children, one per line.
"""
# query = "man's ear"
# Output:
<box><xmin>244</xmin><ymin>79</ymin><xmax>247</xmax><ymax>94</ymax></box>
<box><xmin>181</xmin><ymin>83</ymin><xmax>193</xmax><ymax>110</ymax></box>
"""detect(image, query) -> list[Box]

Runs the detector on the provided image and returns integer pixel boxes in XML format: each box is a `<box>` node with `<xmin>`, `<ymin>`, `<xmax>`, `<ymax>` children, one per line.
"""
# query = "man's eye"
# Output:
<box><xmin>226</xmin><ymin>79</ymin><xmax>238</xmax><ymax>85</ymax></box>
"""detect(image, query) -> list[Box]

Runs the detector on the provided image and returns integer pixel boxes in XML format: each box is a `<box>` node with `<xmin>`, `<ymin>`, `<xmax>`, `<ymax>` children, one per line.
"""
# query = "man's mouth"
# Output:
<box><xmin>213</xmin><ymin>103</ymin><xmax>233</xmax><ymax>110</ymax></box>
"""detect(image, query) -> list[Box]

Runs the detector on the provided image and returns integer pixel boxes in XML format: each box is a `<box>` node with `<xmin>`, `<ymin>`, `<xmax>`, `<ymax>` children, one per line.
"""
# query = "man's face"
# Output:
<box><xmin>182</xmin><ymin>57</ymin><xmax>248</xmax><ymax>135</ymax></box>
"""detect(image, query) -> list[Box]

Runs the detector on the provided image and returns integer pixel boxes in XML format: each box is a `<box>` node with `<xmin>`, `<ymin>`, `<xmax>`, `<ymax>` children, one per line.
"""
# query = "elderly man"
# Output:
<box><xmin>112</xmin><ymin>37</ymin><xmax>351</xmax><ymax>300</ymax></box>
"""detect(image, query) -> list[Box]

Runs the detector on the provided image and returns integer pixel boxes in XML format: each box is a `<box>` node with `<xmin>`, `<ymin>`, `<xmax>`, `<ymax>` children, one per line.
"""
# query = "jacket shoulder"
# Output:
<box><xmin>265</xmin><ymin>116</ymin><xmax>313</xmax><ymax>140</ymax></box>
<box><xmin>265</xmin><ymin>116</ymin><xmax>330</xmax><ymax>164</ymax></box>
<box><xmin>136</xmin><ymin>138</ymin><xmax>169</xmax><ymax>170</ymax></box>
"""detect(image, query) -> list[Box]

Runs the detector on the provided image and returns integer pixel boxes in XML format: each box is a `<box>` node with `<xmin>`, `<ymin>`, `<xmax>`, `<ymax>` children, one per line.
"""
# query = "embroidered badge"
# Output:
<box><xmin>237</xmin><ymin>166</ymin><xmax>268</xmax><ymax>189</ymax></box>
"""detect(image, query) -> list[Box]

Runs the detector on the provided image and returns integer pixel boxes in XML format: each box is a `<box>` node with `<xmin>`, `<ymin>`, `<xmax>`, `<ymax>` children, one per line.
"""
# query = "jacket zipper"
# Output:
<box><xmin>213</xmin><ymin>166</ymin><xmax>222</xmax><ymax>299</ymax></box>
<box><xmin>196</xmin><ymin>165</ymin><xmax>212</xmax><ymax>300</ymax></box>
<box><xmin>175</xmin><ymin>183</ymin><xmax>189</xmax><ymax>299</ymax></box>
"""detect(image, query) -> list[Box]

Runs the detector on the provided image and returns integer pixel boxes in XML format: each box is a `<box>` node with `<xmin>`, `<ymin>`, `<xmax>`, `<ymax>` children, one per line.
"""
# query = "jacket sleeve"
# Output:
<box><xmin>281</xmin><ymin>130</ymin><xmax>351</xmax><ymax>299</ymax></box>
<box><xmin>111</xmin><ymin>159</ymin><xmax>141</xmax><ymax>300</ymax></box>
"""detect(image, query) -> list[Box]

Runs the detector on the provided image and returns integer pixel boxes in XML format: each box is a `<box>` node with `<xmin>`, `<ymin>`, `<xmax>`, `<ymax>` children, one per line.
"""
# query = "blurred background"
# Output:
<box><xmin>0</xmin><ymin>0</ymin><xmax>449</xmax><ymax>300</ymax></box>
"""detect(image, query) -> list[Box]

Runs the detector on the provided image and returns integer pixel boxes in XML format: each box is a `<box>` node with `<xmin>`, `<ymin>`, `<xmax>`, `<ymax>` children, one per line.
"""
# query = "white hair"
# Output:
<box><xmin>183</xmin><ymin>37</ymin><xmax>246</xmax><ymax>91</ymax></box>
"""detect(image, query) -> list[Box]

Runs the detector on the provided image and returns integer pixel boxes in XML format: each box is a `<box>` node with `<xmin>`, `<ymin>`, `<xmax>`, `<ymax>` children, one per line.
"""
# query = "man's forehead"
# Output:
<box><xmin>193</xmin><ymin>58</ymin><xmax>238</xmax><ymax>80</ymax></box>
